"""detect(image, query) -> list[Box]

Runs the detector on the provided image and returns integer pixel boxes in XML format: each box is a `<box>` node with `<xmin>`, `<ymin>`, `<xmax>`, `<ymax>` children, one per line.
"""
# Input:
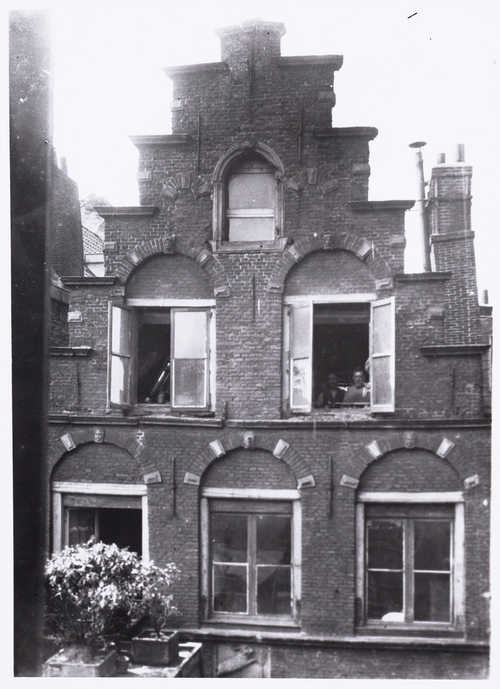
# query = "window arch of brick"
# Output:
<box><xmin>116</xmin><ymin>235</ymin><xmax>231</xmax><ymax>298</ymax></box>
<box><xmin>267</xmin><ymin>232</ymin><xmax>393</xmax><ymax>294</ymax></box>
<box><xmin>212</xmin><ymin>141</ymin><xmax>285</xmax><ymax>243</ymax></box>
<box><xmin>183</xmin><ymin>432</ymin><xmax>315</xmax><ymax>490</ymax></box>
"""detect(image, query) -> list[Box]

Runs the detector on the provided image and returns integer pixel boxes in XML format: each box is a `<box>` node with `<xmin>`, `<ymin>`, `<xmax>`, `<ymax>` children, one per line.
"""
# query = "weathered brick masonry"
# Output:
<box><xmin>48</xmin><ymin>20</ymin><xmax>490</xmax><ymax>678</ymax></box>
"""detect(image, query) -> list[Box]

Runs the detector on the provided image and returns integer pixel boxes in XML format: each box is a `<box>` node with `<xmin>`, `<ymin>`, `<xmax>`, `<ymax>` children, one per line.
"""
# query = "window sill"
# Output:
<box><xmin>286</xmin><ymin>407</ymin><xmax>374</xmax><ymax>422</ymax></box>
<box><xmin>130</xmin><ymin>404</ymin><xmax>215</xmax><ymax>418</ymax></box>
<box><xmin>210</xmin><ymin>238</ymin><xmax>288</xmax><ymax>253</ymax></box>
<box><xmin>205</xmin><ymin>615</ymin><xmax>300</xmax><ymax>630</ymax></box>
<box><xmin>357</xmin><ymin>624</ymin><xmax>463</xmax><ymax>640</ymax></box>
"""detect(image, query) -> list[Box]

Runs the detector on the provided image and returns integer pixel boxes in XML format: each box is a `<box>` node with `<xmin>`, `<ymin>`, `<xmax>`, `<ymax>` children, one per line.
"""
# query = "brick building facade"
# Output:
<box><xmin>47</xmin><ymin>21</ymin><xmax>490</xmax><ymax>678</ymax></box>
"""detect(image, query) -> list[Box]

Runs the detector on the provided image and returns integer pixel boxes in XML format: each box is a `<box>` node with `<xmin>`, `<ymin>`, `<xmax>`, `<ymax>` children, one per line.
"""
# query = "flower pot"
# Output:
<box><xmin>131</xmin><ymin>630</ymin><xmax>179</xmax><ymax>666</ymax></box>
<box><xmin>42</xmin><ymin>646</ymin><xmax>120</xmax><ymax>677</ymax></box>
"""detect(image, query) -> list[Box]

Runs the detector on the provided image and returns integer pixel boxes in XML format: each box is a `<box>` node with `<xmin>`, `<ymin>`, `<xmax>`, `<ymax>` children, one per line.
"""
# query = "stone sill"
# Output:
<box><xmin>94</xmin><ymin>205</ymin><xmax>158</xmax><ymax>217</ymax></box>
<box><xmin>277</xmin><ymin>55</ymin><xmax>343</xmax><ymax>70</ymax></box>
<box><xmin>210</xmin><ymin>238</ymin><xmax>288</xmax><ymax>253</ymax></box>
<box><xmin>61</xmin><ymin>276</ymin><xmax>117</xmax><ymax>286</ymax></box>
<box><xmin>395</xmin><ymin>271</ymin><xmax>452</xmax><ymax>283</ymax></box>
<box><xmin>351</xmin><ymin>200</ymin><xmax>415</xmax><ymax>212</ymax></box>
<box><xmin>421</xmin><ymin>344</ymin><xmax>491</xmax><ymax>357</ymax></box>
<box><xmin>181</xmin><ymin>626</ymin><xmax>488</xmax><ymax>652</ymax></box>
<box><xmin>314</xmin><ymin>126</ymin><xmax>378</xmax><ymax>140</ymax></box>
<box><xmin>49</xmin><ymin>346</ymin><xmax>93</xmax><ymax>358</ymax></box>
<box><xmin>48</xmin><ymin>412</ymin><xmax>223</xmax><ymax>428</ymax></box>
<box><xmin>130</xmin><ymin>134</ymin><xmax>193</xmax><ymax>147</ymax></box>
<box><xmin>164</xmin><ymin>62</ymin><xmax>229</xmax><ymax>77</ymax></box>
<box><xmin>225</xmin><ymin>417</ymin><xmax>491</xmax><ymax>430</ymax></box>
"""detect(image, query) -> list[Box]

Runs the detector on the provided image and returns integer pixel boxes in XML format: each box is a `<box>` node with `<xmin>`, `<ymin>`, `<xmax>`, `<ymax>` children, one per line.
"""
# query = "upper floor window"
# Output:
<box><xmin>283</xmin><ymin>295</ymin><xmax>395</xmax><ymax>414</ymax></box>
<box><xmin>226</xmin><ymin>156</ymin><xmax>277</xmax><ymax>242</ymax></box>
<box><xmin>108</xmin><ymin>301</ymin><xmax>215</xmax><ymax>412</ymax></box>
<box><xmin>212</xmin><ymin>145</ymin><xmax>285</xmax><ymax>246</ymax></box>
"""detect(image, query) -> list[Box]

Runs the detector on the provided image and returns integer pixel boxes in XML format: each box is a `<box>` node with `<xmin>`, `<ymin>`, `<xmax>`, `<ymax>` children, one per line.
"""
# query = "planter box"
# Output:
<box><xmin>42</xmin><ymin>647</ymin><xmax>120</xmax><ymax>677</ymax></box>
<box><xmin>131</xmin><ymin>630</ymin><xmax>179</xmax><ymax>666</ymax></box>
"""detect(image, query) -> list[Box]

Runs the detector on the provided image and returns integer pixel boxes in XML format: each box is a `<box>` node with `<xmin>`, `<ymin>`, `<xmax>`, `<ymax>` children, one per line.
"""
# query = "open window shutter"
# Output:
<box><xmin>171</xmin><ymin>308</ymin><xmax>209</xmax><ymax>409</ymax></box>
<box><xmin>289</xmin><ymin>302</ymin><xmax>312</xmax><ymax>412</ymax></box>
<box><xmin>108</xmin><ymin>303</ymin><xmax>135</xmax><ymax>408</ymax></box>
<box><xmin>282</xmin><ymin>305</ymin><xmax>291</xmax><ymax>414</ymax></box>
<box><xmin>370</xmin><ymin>296</ymin><xmax>395</xmax><ymax>412</ymax></box>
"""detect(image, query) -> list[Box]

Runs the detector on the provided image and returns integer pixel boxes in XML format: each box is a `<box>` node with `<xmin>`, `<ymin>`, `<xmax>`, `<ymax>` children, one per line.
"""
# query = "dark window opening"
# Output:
<box><xmin>137</xmin><ymin>310</ymin><xmax>170</xmax><ymax>404</ymax></box>
<box><xmin>67</xmin><ymin>507</ymin><xmax>142</xmax><ymax>556</ymax></box>
<box><xmin>313</xmin><ymin>303</ymin><xmax>370</xmax><ymax>408</ymax></box>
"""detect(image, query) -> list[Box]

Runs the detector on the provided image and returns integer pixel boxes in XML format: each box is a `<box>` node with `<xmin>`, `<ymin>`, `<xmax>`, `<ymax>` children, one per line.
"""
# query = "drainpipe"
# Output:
<box><xmin>409</xmin><ymin>141</ymin><xmax>431</xmax><ymax>272</ymax></box>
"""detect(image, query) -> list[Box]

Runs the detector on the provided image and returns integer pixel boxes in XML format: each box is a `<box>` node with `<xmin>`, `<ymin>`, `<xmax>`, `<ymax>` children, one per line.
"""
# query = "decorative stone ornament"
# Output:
<box><xmin>93</xmin><ymin>428</ymin><xmax>105</xmax><ymax>444</ymax></box>
<box><xmin>60</xmin><ymin>433</ymin><xmax>76</xmax><ymax>451</ymax></box>
<box><xmin>184</xmin><ymin>472</ymin><xmax>200</xmax><ymax>486</ymax></box>
<box><xmin>273</xmin><ymin>438</ymin><xmax>290</xmax><ymax>460</ymax></box>
<box><xmin>464</xmin><ymin>474</ymin><xmax>480</xmax><ymax>489</ymax></box>
<box><xmin>209</xmin><ymin>439</ymin><xmax>226</xmax><ymax>458</ymax></box>
<box><xmin>436</xmin><ymin>437</ymin><xmax>456</xmax><ymax>458</ymax></box>
<box><xmin>340</xmin><ymin>474</ymin><xmax>359</xmax><ymax>489</ymax></box>
<box><xmin>144</xmin><ymin>470</ymin><xmax>162</xmax><ymax>485</ymax></box>
<box><xmin>241</xmin><ymin>430</ymin><xmax>255</xmax><ymax>449</ymax></box>
<box><xmin>403</xmin><ymin>431</ymin><xmax>417</xmax><ymax>449</ymax></box>
<box><xmin>365</xmin><ymin>440</ymin><xmax>382</xmax><ymax>459</ymax></box>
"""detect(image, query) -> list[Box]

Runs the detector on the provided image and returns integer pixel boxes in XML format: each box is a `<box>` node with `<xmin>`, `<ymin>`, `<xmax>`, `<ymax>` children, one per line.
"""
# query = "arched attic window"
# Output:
<box><xmin>226</xmin><ymin>155</ymin><xmax>277</xmax><ymax>242</ymax></box>
<box><xmin>212</xmin><ymin>144</ymin><xmax>285</xmax><ymax>246</ymax></box>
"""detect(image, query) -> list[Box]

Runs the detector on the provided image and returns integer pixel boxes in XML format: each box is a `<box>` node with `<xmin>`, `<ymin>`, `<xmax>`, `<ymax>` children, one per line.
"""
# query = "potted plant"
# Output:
<box><xmin>43</xmin><ymin>540</ymin><xmax>146</xmax><ymax>677</ymax></box>
<box><xmin>130</xmin><ymin>561</ymin><xmax>181</xmax><ymax>666</ymax></box>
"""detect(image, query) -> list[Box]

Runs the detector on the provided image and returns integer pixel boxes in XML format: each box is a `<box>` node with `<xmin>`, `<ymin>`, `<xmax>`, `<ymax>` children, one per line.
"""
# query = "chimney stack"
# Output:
<box><xmin>216</xmin><ymin>20</ymin><xmax>286</xmax><ymax>68</ymax></box>
<box><xmin>456</xmin><ymin>143</ymin><xmax>465</xmax><ymax>163</ymax></box>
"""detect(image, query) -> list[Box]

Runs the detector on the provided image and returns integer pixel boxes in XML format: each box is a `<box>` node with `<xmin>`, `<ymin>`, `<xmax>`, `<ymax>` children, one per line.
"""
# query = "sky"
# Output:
<box><xmin>47</xmin><ymin>0</ymin><xmax>499</xmax><ymax>296</ymax></box>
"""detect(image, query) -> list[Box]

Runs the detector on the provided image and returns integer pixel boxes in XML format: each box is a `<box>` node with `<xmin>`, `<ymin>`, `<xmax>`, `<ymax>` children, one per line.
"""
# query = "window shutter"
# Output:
<box><xmin>171</xmin><ymin>308</ymin><xmax>209</xmax><ymax>409</ymax></box>
<box><xmin>370</xmin><ymin>296</ymin><xmax>395</xmax><ymax>412</ymax></box>
<box><xmin>108</xmin><ymin>303</ymin><xmax>135</xmax><ymax>408</ymax></box>
<box><xmin>289</xmin><ymin>302</ymin><xmax>312</xmax><ymax>412</ymax></box>
<box><xmin>282</xmin><ymin>305</ymin><xmax>291</xmax><ymax>414</ymax></box>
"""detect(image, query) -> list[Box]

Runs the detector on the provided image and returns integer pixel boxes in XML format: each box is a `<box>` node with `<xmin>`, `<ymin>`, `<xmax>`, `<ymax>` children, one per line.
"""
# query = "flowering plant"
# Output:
<box><xmin>45</xmin><ymin>540</ymin><xmax>179</xmax><ymax>650</ymax></box>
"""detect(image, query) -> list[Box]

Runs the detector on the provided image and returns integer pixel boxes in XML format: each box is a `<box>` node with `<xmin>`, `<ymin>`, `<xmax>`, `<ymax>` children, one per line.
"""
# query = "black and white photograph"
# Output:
<box><xmin>7</xmin><ymin>0</ymin><xmax>497</xmax><ymax>680</ymax></box>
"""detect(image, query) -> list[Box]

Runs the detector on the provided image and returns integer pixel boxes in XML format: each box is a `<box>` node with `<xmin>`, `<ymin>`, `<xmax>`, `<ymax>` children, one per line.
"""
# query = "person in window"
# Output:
<box><xmin>315</xmin><ymin>372</ymin><xmax>345</xmax><ymax>408</ymax></box>
<box><xmin>343</xmin><ymin>368</ymin><xmax>371</xmax><ymax>405</ymax></box>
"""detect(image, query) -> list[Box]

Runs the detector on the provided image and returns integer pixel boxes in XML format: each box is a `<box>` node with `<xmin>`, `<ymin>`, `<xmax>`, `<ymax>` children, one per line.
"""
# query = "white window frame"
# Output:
<box><xmin>52</xmin><ymin>481</ymin><xmax>149</xmax><ymax>562</ymax></box>
<box><xmin>283</xmin><ymin>293</ymin><xmax>397</xmax><ymax>414</ymax></box>
<box><xmin>200</xmin><ymin>488</ymin><xmax>302</xmax><ymax>627</ymax></box>
<box><xmin>355</xmin><ymin>491</ymin><xmax>465</xmax><ymax>633</ymax></box>
<box><xmin>108</xmin><ymin>298</ymin><xmax>216</xmax><ymax>412</ymax></box>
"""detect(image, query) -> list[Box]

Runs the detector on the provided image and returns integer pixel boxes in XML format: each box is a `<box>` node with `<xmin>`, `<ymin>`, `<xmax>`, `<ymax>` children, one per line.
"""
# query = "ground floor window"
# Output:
<box><xmin>201</xmin><ymin>489</ymin><xmax>301</xmax><ymax>626</ymax></box>
<box><xmin>356</xmin><ymin>493</ymin><xmax>464</xmax><ymax>632</ymax></box>
<box><xmin>52</xmin><ymin>482</ymin><xmax>148</xmax><ymax>561</ymax></box>
<box><xmin>66</xmin><ymin>506</ymin><xmax>142</xmax><ymax>555</ymax></box>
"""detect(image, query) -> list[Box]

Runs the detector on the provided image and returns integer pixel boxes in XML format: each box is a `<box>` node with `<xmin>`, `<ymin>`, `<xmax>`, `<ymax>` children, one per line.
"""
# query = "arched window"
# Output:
<box><xmin>225</xmin><ymin>155</ymin><xmax>277</xmax><ymax>241</ymax></box>
<box><xmin>211</xmin><ymin>143</ymin><xmax>285</xmax><ymax>246</ymax></box>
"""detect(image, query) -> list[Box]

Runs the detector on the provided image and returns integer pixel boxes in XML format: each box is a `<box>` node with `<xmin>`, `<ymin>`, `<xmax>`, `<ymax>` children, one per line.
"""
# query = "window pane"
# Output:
<box><xmin>291</xmin><ymin>304</ymin><xmax>311</xmax><ymax>358</ymax></box>
<box><xmin>172</xmin><ymin>359</ymin><xmax>206</xmax><ymax>407</ymax></box>
<box><xmin>228</xmin><ymin>217</ymin><xmax>274</xmax><ymax>241</ymax></box>
<box><xmin>291</xmin><ymin>358</ymin><xmax>309</xmax><ymax>408</ymax></box>
<box><xmin>372</xmin><ymin>302</ymin><xmax>392</xmax><ymax>353</ymax></box>
<box><xmin>67</xmin><ymin>508</ymin><xmax>94</xmax><ymax>546</ymax></box>
<box><xmin>228</xmin><ymin>172</ymin><xmax>274</xmax><ymax>209</ymax></box>
<box><xmin>371</xmin><ymin>356</ymin><xmax>392</xmax><ymax>406</ymax></box>
<box><xmin>257</xmin><ymin>515</ymin><xmax>291</xmax><ymax>564</ymax></box>
<box><xmin>414</xmin><ymin>573</ymin><xmax>450</xmax><ymax>621</ymax></box>
<box><xmin>367</xmin><ymin>519</ymin><xmax>403</xmax><ymax>569</ymax></box>
<box><xmin>257</xmin><ymin>566</ymin><xmax>291</xmax><ymax>615</ymax></box>
<box><xmin>111</xmin><ymin>307</ymin><xmax>131</xmax><ymax>355</ymax></box>
<box><xmin>414</xmin><ymin>520</ymin><xmax>450</xmax><ymax>571</ymax></box>
<box><xmin>212</xmin><ymin>514</ymin><xmax>247</xmax><ymax>562</ymax></box>
<box><xmin>213</xmin><ymin>564</ymin><xmax>247</xmax><ymax>612</ymax></box>
<box><xmin>173</xmin><ymin>311</ymin><xmax>206</xmax><ymax>358</ymax></box>
<box><xmin>367</xmin><ymin>571</ymin><xmax>403</xmax><ymax>620</ymax></box>
<box><xmin>110</xmin><ymin>355</ymin><xmax>129</xmax><ymax>405</ymax></box>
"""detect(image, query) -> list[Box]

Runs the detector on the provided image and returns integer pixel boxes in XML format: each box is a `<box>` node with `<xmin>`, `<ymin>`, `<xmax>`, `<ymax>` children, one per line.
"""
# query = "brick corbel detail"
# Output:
<box><xmin>184</xmin><ymin>433</ymin><xmax>315</xmax><ymax>489</ymax></box>
<box><xmin>116</xmin><ymin>235</ymin><xmax>231</xmax><ymax>297</ymax></box>
<box><xmin>266</xmin><ymin>231</ymin><xmax>392</xmax><ymax>293</ymax></box>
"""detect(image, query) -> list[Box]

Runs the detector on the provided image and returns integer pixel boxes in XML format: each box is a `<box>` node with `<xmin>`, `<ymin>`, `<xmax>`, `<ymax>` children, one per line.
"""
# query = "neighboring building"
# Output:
<box><xmin>46</xmin><ymin>21</ymin><xmax>490</xmax><ymax>678</ymax></box>
<box><xmin>81</xmin><ymin>196</ymin><xmax>106</xmax><ymax>277</ymax></box>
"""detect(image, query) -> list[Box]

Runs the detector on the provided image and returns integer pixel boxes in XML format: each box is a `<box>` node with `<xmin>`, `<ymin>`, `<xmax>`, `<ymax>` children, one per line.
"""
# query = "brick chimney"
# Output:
<box><xmin>428</xmin><ymin>146</ymin><xmax>480</xmax><ymax>343</ymax></box>
<box><xmin>217</xmin><ymin>20</ymin><xmax>286</xmax><ymax>69</ymax></box>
